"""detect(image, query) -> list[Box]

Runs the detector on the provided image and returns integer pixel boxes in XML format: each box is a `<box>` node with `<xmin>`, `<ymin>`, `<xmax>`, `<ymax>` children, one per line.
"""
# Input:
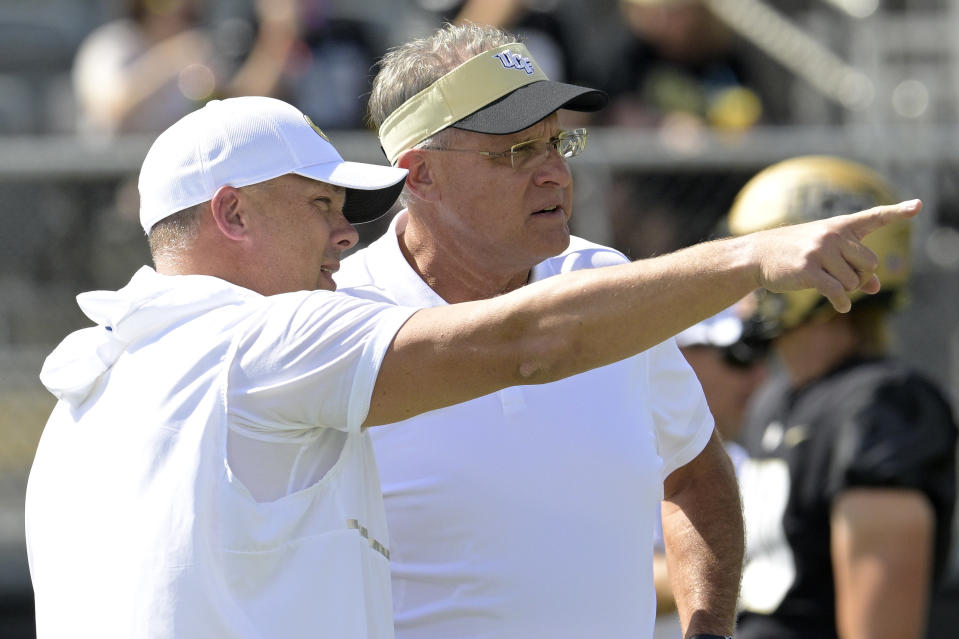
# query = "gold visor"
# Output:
<box><xmin>378</xmin><ymin>43</ymin><xmax>549</xmax><ymax>164</ymax></box>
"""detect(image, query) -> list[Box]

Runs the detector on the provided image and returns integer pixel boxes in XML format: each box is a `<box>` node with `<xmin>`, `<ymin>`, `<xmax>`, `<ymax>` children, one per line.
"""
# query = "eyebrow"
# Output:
<box><xmin>314</xmin><ymin>184</ymin><xmax>346</xmax><ymax>196</ymax></box>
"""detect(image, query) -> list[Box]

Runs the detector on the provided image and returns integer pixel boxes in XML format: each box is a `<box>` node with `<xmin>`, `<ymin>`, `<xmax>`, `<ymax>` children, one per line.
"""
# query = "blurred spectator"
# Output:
<box><xmin>652</xmin><ymin>304</ymin><xmax>768</xmax><ymax>638</ymax></box>
<box><xmin>596</xmin><ymin>0</ymin><xmax>765</xmax><ymax>131</ymax></box>
<box><xmin>411</xmin><ymin>0</ymin><xmax>574</xmax><ymax>92</ymax></box>
<box><xmin>593</xmin><ymin>0</ymin><xmax>775</xmax><ymax>261</ymax></box>
<box><xmin>284</xmin><ymin>1</ymin><xmax>384</xmax><ymax>129</ymax></box>
<box><xmin>727</xmin><ymin>156</ymin><xmax>958</xmax><ymax>639</ymax></box>
<box><xmin>450</xmin><ymin>0</ymin><xmax>570</xmax><ymax>80</ymax></box>
<box><xmin>70</xmin><ymin>0</ymin><xmax>303</xmax><ymax>291</ymax></box>
<box><xmin>72</xmin><ymin>0</ymin><xmax>298</xmax><ymax>135</ymax></box>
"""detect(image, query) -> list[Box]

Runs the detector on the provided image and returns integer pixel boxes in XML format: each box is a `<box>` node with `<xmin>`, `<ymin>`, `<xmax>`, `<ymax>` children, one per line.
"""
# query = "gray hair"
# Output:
<box><xmin>370</xmin><ymin>23</ymin><xmax>519</xmax><ymax>205</ymax></box>
<box><xmin>368</xmin><ymin>22</ymin><xmax>519</xmax><ymax>131</ymax></box>
<box><xmin>147</xmin><ymin>204</ymin><xmax>203</xmax><ymax>263</ymax></box>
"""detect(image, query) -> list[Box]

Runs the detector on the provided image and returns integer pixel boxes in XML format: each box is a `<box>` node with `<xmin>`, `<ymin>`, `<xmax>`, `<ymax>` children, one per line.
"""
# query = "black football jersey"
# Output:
<box><xmin>736</xmin><ymin>357</ymin><xmax>957</xmax><ymax>639</ymax></box>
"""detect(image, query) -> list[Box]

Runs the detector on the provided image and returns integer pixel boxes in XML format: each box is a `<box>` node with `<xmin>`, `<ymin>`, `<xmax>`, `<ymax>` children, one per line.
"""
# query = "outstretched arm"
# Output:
<box><xmin>366</xmin><ymin>201</ymin><xmax>921</xmax><ymax>426</ymax></box>
<box><xmin>662</xmin><ymin>431</ymin><xmax>743</xmax><ymax>637</ymax></box>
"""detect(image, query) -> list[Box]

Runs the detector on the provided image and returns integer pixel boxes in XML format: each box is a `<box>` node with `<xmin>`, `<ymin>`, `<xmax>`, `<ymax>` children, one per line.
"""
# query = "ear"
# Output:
<box><xmin>209</xmin><ymin>185</ymin><xmax>248</xmax><ymax>241</ymax></box>
<box><xmin>396</xmin><ymin>149</ymin><xmax>440</xmax><ymax>203</ymax></box>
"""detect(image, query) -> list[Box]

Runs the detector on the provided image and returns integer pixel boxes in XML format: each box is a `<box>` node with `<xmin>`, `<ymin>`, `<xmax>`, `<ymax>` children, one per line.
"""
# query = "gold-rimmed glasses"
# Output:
<box><xmin>423</xmin><ymin>128</ymin><xmax>588</xmax><ymax>170</ymax></box>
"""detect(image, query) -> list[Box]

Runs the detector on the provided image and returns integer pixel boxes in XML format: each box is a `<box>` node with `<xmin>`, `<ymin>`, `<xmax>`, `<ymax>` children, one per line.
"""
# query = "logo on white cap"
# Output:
<box><xmin>304</xmin><ymin>115</ymin><xmax>331</xmax><ymax>141</ymax></box>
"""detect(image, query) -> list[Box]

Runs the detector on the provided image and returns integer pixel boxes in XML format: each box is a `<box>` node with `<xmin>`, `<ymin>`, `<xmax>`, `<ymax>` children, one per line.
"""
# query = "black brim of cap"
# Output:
<box><xmin>452</xmin><ymin>80</ymin><xmax>608</xmax><ymax>135</ymax></box>
<box><xmin>343</xmin><ymin>177</ymin><xmax>407</xmax><ymax>224</ymax></box>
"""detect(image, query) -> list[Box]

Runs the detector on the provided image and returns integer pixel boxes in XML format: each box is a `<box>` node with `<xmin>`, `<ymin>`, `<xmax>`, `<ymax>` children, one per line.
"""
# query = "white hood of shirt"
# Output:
<box><xmin>39</xmin><ymin>266</ymin><xmax>254</xmax><ymax>406</ymax></box>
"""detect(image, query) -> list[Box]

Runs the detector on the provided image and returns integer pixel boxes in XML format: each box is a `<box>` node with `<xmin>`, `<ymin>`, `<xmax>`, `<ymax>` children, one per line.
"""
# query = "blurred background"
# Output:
<box><xmin>1</xmin><ymin>0</ymin><xmax>958</xmax><ymax>636</ymax></box>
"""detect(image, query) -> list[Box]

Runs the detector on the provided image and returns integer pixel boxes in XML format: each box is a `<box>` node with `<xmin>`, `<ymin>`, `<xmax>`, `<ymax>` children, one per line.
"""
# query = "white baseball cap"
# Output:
<box><xmin>675</xmin><ymin>306</ymin><xmax>745</xmax><ymax>349</ymax></box>
<box><xmin>138</xmin><ymin>96</ymin><xmax>408</xmax><ymax>233</ymax></box>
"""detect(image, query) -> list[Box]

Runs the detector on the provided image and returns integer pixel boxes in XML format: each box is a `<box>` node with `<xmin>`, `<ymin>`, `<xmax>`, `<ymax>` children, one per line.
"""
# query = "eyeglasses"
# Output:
<box><xmin>423</xmin><ymin>128</ymin><xmax>589</xmax><ymax>170</ymax></box>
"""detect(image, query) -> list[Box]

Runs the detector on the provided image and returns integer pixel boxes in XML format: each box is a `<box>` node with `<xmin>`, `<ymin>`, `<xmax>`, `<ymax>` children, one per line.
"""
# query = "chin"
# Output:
<box><xmin>545</xmin><ymin>229</ymin><xmax>572</xmax><ymax>254</ymax></box>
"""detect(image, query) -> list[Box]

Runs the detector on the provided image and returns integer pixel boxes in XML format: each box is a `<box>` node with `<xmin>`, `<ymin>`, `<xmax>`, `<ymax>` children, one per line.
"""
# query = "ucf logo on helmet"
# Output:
<box><xmin>492</xmin><ymin>50</ymin><xmax>535</xmax><ymax>75</ymax></box>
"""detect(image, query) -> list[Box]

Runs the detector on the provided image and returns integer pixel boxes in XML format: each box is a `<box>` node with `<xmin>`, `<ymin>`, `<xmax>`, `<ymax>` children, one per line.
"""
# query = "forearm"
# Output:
<box><xmin>367</xmin><ymin>202</ymin><xmax>919</xmax><ymax>426</ymax></box>
<box><xmin>511</xmin><ymin>235</ymin><xmax>758</xmax><ymax>377</ymax></box>
<box><xmin>368</xmin><ymin>235</ymin><xmax>756</xmax><ymax>425</ymax></box>
<box><xmin>227</xmin><ymin>0</ymin><xmax>299</xmax><ymax>99</ymax></box>
<box><xmin>663</xmin><ymin>434</ymin><xmax>744</xmax><ymax>637</ymax></box>
<box><xmin>654</xmin><ymin>550</ymin><xmax>679</xmax><ymax>614</ymax></box>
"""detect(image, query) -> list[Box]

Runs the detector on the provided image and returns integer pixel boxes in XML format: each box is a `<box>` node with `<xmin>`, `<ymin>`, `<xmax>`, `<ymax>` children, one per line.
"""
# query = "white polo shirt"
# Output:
<box><xmin>336</xmin><ymin>211</ymin><xmax>715</xmax><ymax>639</ymax></box>
<box><xmin>26</xmin><ymin>266</ymin><xmax>416</xmax><ymax>638</ymax></box>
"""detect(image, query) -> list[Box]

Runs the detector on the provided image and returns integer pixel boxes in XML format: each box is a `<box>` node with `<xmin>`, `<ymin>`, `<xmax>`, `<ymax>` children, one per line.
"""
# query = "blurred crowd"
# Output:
<box><xmin>59</xmin><ymin>0</ymin><xmax>792</xmax><ymax>139</ymax></box>
<box><xmin>2</xmin><ymin>0</ymin><xmax>885</xmax><ymax>348</ymax></box>
<box><xmin>0</xmin><ymin>0</ymin><xmax>813</xmax><ymax>275</ymax></box>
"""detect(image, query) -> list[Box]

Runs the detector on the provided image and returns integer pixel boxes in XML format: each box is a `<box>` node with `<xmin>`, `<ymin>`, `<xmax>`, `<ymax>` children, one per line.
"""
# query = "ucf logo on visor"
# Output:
<box><xmin>492</xmin><ymin>49</ymin><xmax>535</xmax><ymax>75</ymax></box>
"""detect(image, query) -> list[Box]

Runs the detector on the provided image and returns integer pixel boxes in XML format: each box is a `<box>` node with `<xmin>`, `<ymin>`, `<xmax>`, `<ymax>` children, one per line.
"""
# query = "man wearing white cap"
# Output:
<box><xmin>25</xmin><ymin>93</ymin><xmax>918</xmax><ymax>639</ymax></box>
<box><xmin>26</xmin><ymin>96</ymin><xmax>412</xmax><ymax>639</ymax></box>
<box><xmin>335</xmin><ymin>22</ymin><xmax>901</xmax><ymax>639</ymax></box>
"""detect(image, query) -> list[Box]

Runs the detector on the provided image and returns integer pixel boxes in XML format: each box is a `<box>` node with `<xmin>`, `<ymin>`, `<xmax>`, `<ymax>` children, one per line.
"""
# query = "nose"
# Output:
<box><xmin>333</xmin><ymin>212</ymin><xmax>359</xmax><ymax>250</ymax></box>
<box><xmin>532</xmin><ymin>147</ymin><xmax>572</xmax><ymax>188</ymax></box>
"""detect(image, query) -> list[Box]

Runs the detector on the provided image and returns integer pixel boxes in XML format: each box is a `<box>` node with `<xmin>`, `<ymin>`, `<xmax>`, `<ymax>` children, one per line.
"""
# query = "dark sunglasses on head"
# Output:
<box><xmin>719</xmin><ymin>339</ymin><xmax>768</xmax><ymax>369</ymax></box>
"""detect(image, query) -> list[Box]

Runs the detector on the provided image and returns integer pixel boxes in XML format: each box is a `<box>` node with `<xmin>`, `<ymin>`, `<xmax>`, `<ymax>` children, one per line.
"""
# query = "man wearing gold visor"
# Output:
<box><xmin>336</xmin><ymin>22</ymin><xmax>740</xmax><ymax>639</ymax></box>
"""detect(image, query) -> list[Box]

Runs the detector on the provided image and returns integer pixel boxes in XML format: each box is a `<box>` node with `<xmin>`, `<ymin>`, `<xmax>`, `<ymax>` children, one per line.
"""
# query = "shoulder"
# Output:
<box><xmin>533</xmin><ymin>236</ymin><xmax>629</xmax><ymax>279</ymax></box>
<box><xmin>818</xmin><ymin>358</ymin><xmax>953</xmax><ymax>421</ymax></box>
<box><xmin>805</xmin><ymin>358</ymin><xmax>957</xmax><ymax>472</ymax></box>
<box><xmin>235</xmin><ymin>289</ymin><xmax>414</xmax><ymax>354</ymax></box>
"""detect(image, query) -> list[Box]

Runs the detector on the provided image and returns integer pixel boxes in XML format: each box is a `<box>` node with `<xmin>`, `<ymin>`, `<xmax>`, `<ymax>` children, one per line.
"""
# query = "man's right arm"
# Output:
<box><xmin>365</xmin><ymin>201</ymin><xmax>920</xmax><ymax>427</ymax></box>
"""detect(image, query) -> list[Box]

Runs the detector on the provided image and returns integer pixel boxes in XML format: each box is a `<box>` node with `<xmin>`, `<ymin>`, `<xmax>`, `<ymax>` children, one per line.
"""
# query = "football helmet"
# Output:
<box><xmin>726</xmin><ymin>155</ymin><xmax>911</xmax><ymax>337</ymax></box>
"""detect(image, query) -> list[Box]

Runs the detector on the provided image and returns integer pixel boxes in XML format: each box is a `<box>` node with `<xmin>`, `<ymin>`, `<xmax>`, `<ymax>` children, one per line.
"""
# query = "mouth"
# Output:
<box><xmin>532</xmin><ymin>204</ymin><xmax>563</xmax><ymax>216</ymax></box>
<box><xmin>318</xmin><ymin>265</ymin><xmax>339</xmax><ymax>291</ymax></box>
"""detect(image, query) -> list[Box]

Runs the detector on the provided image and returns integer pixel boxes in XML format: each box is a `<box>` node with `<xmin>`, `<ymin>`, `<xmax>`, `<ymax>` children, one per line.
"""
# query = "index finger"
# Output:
<box><xmin>839</xmin><ymin>199</ymin><xmax>922</xmax><ymax>240</ymax></box>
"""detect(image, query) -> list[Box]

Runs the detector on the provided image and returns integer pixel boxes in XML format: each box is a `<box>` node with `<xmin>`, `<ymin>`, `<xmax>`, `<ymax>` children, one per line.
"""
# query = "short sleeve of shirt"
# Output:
<box><xmin>827</xmin><ymin>371</ymin><xmax>958</xmax><ymax>500</ymax></box>
<box><xmin>648</xmin><ymin>338</ymin><xmax>716</xmax><ymax>479</ymax></box>
<box><xmin>535</xmin><ymin>236</ymin><xmax>715</xmax><ymax>479</ymax></box>
<box><xmin>227</xmin><ymin>290</ymin><xmax>417</xmax><ymax>441</ymax></box>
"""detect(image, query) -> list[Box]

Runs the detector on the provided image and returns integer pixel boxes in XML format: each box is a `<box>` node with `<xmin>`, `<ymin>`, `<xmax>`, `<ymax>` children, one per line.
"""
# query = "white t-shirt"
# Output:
<box><xmin>336</xmin><ymin>211</ymin><xmax>715</xmax><ymax>639</ymax></box>
<box><xmin>25</xmin><ymin>266</ymin><xmax>416</xmax><ymax>638</ymax></box>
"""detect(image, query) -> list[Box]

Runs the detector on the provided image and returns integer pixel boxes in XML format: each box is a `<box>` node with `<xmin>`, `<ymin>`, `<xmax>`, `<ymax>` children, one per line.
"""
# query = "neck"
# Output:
<box><xmin>154</xmin><ymin>246</ymin><xmax>260</xmax><ymax>294</ymax></box>
<box><xmin>398</xmin><ymin>210</ymin><xmax>532</xmax><ymax>303</ymax></box>
<box><xmin>775</xmin><ymin>315</ymin><xmax>861</xmax><ymax>387</ymax></box>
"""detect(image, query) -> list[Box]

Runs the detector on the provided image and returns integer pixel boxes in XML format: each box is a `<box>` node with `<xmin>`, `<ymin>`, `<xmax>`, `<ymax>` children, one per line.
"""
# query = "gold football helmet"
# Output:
<box><xmin>727</xmin><ymin>155</ymin><xmax>912</xmax><ymax>337</ymax></box>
